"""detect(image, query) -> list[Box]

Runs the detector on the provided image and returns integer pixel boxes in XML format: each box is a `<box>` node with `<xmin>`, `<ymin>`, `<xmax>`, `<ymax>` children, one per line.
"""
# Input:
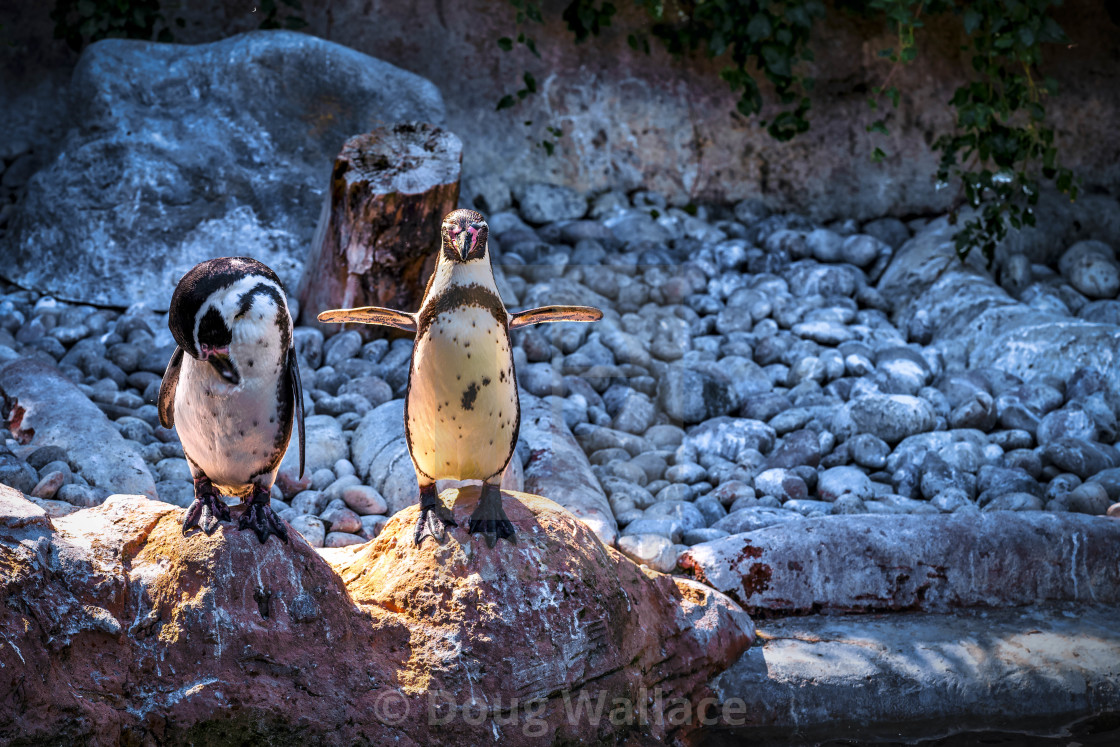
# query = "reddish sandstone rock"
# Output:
<box><xmin>0</xmin><ymin>486</ymin><xmax>751</xmax><ymax>744</ymax></box>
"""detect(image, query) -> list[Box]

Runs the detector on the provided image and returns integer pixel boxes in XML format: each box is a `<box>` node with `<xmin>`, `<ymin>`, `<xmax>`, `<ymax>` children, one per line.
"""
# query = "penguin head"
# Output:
<box><xmin>169</xmin><ymin>257</ymin><xmax>291</xmax><ymax>387</ymax></box>
<box><xmin>441</xmin><ymin>209</ymin><xmax>489</xmax><ymax>264</ymax></box>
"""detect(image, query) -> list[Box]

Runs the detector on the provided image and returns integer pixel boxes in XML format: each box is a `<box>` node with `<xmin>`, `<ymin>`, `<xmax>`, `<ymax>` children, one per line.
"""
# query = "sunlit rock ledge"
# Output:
<box><xmin>0</xmin><ymin>486</ymin><xmax>751</xmax><ymax>745</ymax></box>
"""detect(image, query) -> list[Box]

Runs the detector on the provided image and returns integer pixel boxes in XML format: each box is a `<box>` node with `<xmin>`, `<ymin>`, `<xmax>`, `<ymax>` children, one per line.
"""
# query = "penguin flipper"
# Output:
<box><xmin>317</xmin><ymin>306</ymin><xmax>417</xmax><ymax>332</ymax></box>
<box><xmin>287</xmin><ymin>347</ymin><xmax>306</xmax><ymax>480</ymax></box>
<box><xmin>158</xmin><ymin>346</ymin><xmax>184</xmax><ymax>429</ymax></box>
<box><xmin>509</xmin><ymin>305</ymin><xmax>603</xmax><ymax>329</ymax></box>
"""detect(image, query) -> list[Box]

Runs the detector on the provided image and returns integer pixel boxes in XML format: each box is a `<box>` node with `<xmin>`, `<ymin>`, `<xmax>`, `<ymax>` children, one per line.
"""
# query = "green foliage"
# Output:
<box><xmin>934</xmin><ymin>0</ymin><xmax>1078</xmax><ymax>264</ymax></box>
<box><xmin>636</xmin><ymin>0</ymin><xmax>824</xmax><ymax>140</ymax></box>
<box><xmin>50</xmin><ymin>0</ymin><xmax>175</xmax><ymax>51</ymax></box>
<box><xmin>497</xmin><ymin>0</ymin><xmax>1079</xmax><ymax>263</ymax></box>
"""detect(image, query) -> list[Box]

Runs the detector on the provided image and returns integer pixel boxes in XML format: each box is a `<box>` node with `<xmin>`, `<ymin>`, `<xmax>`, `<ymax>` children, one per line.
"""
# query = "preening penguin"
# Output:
<box><xmin>319</xmin><ymin>209</ymin><xmax>601</xmax><ymax>547</ymax></box>
<box><xmin>159</xmin><ymin>257</ymin><xmax>305</xmax><ymax>543</ymax></box>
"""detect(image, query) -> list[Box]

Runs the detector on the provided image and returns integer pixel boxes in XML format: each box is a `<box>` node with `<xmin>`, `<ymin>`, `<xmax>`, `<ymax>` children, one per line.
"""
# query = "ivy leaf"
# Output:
<box><xmin>1039</xmin><ymin>17</ymin><xmax>1067</xmax><ymax>43</ymax></box>
<box><xmin>872</xmin><ymin>147</ymin><xmax>887</xmax><ymax>163</ymax></box>
<box><xmin>866</xmin><ymin>120</ymin><xmax>889</xmax><ymax>136</ymax></box>
<box><xmin>746</xmin><ymin>14</ymin><xmax>771</xmax><ymax>43</ymax></box>
<box><xmin>760</xmin><ymin>43</ymin><xmax>791</xmax><ymax>78</ymax></box>
<box><xmin>498</xmin><ymin>37</ymin><xmax>513</xmax><ymax>51</ymax></box>
<box><xmin>963</xmin><ymin>9</ymin><xmax>982</xmax><ymax>34</ymax></box>
<box><xmin>496</xmin><ymin>95</ymin><xmax>515</xmax><ymax>111</ymax></box>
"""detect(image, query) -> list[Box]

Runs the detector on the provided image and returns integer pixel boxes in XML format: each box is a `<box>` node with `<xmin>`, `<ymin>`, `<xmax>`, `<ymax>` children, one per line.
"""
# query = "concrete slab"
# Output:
<box><xmin>705</xmin><ymin>603</ymin><xmax>1120</xmax><ymax>743</ymax></box>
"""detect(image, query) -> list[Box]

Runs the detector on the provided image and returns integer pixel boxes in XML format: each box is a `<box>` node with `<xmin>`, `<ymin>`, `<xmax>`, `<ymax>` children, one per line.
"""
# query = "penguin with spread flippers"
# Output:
<box><xmin>319</xmin><ymin>209</ymin><xmax>601</xmax><ymax>546</ymax></box>
<box><xmin>160</xmin><ymin>257</ymin><xmax>305</xmax><ymax>543</ymax></box>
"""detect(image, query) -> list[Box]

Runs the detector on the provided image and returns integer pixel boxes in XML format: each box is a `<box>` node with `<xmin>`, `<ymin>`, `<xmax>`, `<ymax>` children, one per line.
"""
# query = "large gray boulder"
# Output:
<box><xmin>0</xmin><ymin>31</ymin><xmax>444</xmax><ymax>310</ymax></box>
<box><xmin>679</xmin><ymin>513</ymin><xmax>1120</xmax><ymax>614</ymax></box>
<box><xmin>0</xmin><ymin>359</ymin><xmax>156</xmax><ymax>499</ymax></box>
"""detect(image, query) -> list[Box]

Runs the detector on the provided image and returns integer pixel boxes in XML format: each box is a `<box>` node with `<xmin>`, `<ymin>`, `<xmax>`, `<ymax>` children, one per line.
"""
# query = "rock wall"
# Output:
<box><xmin>8</xmin><ymin>0</ymin><xmax>1118</xmax><ymax>222</ymax></box>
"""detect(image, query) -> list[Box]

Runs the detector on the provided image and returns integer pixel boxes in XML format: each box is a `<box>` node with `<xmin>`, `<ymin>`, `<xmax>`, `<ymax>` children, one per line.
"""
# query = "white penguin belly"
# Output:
<box><xmin>407</xmin><ymin>308</ymin><xmax>517</xmax><ymax>481</ymax></box>
<box><xmin>175</xmin><ymin>357</ymin><xmax>285</xmax><ymax>494</ymax></box>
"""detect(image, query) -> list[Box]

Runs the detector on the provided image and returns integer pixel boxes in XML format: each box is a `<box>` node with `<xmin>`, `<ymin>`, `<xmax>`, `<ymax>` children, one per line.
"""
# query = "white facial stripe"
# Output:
<box><xmin>193</xmin><ymin>275</ymin><xmax>289</xmax><ymax>340</ymax></box>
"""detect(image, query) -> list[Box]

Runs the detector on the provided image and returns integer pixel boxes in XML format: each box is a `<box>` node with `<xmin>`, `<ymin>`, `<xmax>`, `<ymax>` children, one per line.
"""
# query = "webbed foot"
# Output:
<box><xmin>414</xmin><ymin>483</ymin><xmax>457</xmax><ymax>546</ymax></box>
<box><xmin>182</xmin><ymin>477</ymin><xmax>231</xmax><ymax>536</ymax></box>
<box><xmin>468</xmin><ymin>483</ymin><xmax>516</xmax><ymax>548</ymax></box>
<box><xmin>237</xmin><ymin>487</ymin><xmax>289</xmax><ymax>544</ymax></box>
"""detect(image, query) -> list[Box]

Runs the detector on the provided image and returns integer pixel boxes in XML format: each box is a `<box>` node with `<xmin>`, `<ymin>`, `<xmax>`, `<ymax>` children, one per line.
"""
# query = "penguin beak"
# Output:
<box><xmin>200</xmin><ymin>344</ymin><xmax>240</xmax><ymax>385</ymax></box>
<box><xmin>457</xmin><ymin>230</ymin><xmax>472</xmax><ymax>260</ymax></box>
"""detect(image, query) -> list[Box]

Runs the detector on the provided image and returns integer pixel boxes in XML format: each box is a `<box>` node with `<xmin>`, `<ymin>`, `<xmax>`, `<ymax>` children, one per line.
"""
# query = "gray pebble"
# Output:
<box><xmin>360</xmin><ymin>514</ymin><xmax>390</xmax><ymax>539</ymax></box>
<box><xmin>664</xmin><ymin>462</ymin><xmax>706</xmax><ymax>484</ymax></box>
<box><xmin>290</xmin><ymin>514</ymin><xmax>326</xmax><ymax>547</ymax></box>
<box><xmin>155</xmin><ymin>457</ymin><xmax>192</xmax><ymax>482</ymax></box>
<box><xmin>982</xmin><ymin>492</ymin><xmax>1044</xmax><ymax>511</ymax></box>
<box><xmin>621</xmin><ymin>518</ymin><xmax>684</xmax><ymax>544</ymax></box>
<box><xmin>617</xmin><ymin>533</ymin><xmax>677</xmax><ymax>573</ymax></box>
<box><xmin>154</xmin><ymin>480</ymin><xmax>194</xmax><ymax>508</ymax></box>
<box><xmin>341</xmin><ymin>484</ymin><xmax>388</xmax><ymax>516</ymax></box>
<box><xmin>644</xmin><ymin>500</ymin><xmax>707</xmax><ymax>531</ymax></box>
<box><xmin>320</xmin><ymin>504</ymin><xmax>362</xmax><ymax>534</ymax></box>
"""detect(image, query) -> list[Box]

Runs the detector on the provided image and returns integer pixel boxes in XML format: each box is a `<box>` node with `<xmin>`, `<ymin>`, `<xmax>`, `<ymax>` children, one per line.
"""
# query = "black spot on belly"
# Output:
<box><xmin>482</xmin><ymin>377</ymin><xmax>491</xmax><ymax>386</ymax></box>
<box><xmin>461</xmin><ymin>382</ymin><xmax>479</xmax><ymax>410</ymax></box>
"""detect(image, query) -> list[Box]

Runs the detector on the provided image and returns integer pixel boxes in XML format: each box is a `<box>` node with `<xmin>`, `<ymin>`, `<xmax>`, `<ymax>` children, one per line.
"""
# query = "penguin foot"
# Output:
<box><xmin>182</xmin><ymin>479</ymin><xmax>231</xmax><ymax>536</ymax></box>
<box><xmin>414</xmin><ymin>484</ymin><xmax>457</xmax><ymax>546</ymax></box>
<box><xmin>237</xmin><ymin>490</ymin><xmax>289</xmax><ymax>544</ymax></box>
<box><xmin>468</xmin><ymin>484</ymin><xmax>516</xmax><ymax>548</ymax></box>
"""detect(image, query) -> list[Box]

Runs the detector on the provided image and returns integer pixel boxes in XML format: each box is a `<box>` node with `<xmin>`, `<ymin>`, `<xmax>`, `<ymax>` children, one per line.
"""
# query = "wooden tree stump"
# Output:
<box><xmin>298</xmin><ymin>123</ymin><xmax>462</xmax><ymax>336</ymax></box>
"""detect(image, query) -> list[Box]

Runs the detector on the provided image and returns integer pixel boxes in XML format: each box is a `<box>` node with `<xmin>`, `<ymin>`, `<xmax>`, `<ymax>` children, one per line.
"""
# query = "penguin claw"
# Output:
<box><xmin>467</xmin><ymin>516</ymin><xmax>517</xmax><ymax>548</ymax></box>
<box><xmin>467</xmin><ymin>486</ymin><xmax>517</xmax><ymax>547</ymax></box>
<box><xmin>182</xmin><ymin>492</ymin><xmax>231</xmax><ymax>536</ymax></box>
<box><xmin>238</xmin><ymin>501</ymin><xmax>289</xmax><ymax>544</ymax></box>
<box><xmin>414</xmin><ymin>504</ymin><xmax>457</xmax><ymax>546</ymax></box>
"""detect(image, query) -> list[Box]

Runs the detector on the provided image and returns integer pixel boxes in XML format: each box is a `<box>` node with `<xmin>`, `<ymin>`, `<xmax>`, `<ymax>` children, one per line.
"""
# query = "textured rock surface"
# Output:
<box><xmin>678</xmin><ymin>513</ymin><xmax>1120</xmax><ymax>614</ymax></box>
<box><xmin>712</xmin><ymin>604</ymin><xmax>1120</xmax><ymax>740</ymax></box>
<box><xmin>0</xmin><ymin>358</ymin><xmax>155</xmax><ymax>498</ymax></box>
<box><xmin>0</xmin><ymin>487</ymin><xmax>751</xmax><ymax>744</ymax></box>
<box><xmin>100</xmin><ymin>1</ymin><xmax>1120</xmax><ymax>222</ymax></box>
<box><xmin>0</xmin><ymin>31</ymin><xmax>444</xmax><ymax>309</ymax></box>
